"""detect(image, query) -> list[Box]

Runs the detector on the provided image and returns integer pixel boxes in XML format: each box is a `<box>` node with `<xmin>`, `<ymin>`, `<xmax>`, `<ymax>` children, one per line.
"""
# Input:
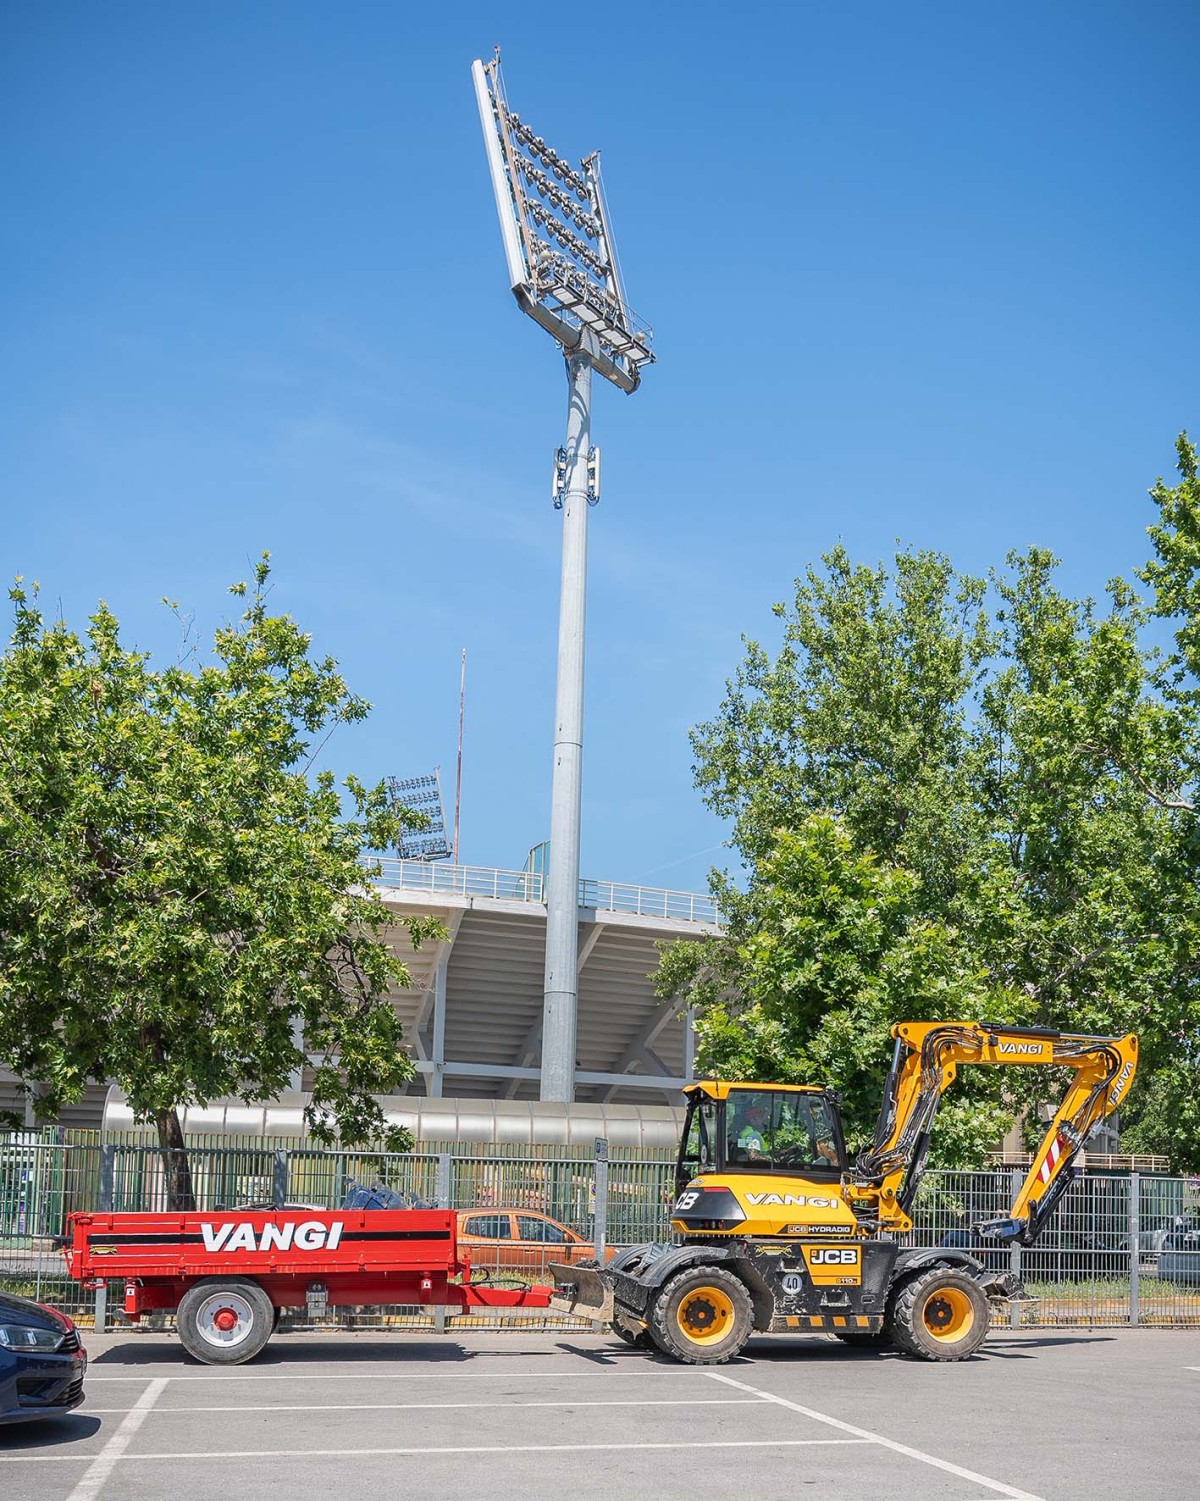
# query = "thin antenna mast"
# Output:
<box><xmin>453</xmin><ymin>648</ymin><xmax>466</xmax><ymax>863</ymax></box>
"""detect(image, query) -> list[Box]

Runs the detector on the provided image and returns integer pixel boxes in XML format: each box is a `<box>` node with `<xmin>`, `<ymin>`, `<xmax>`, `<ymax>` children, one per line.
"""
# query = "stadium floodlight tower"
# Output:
<box><xmin>471</xmin><ymin>50</ymin><xmax>654</xmax><ymax>1103</ymax></box>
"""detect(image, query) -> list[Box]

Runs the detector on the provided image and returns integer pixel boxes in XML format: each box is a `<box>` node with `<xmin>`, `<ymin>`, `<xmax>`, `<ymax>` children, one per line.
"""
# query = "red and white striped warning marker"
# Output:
<box><xmin>1038</xmin><ymin>1132</ymin><xmax>1066</xmax><ymax>1184</ymax></box>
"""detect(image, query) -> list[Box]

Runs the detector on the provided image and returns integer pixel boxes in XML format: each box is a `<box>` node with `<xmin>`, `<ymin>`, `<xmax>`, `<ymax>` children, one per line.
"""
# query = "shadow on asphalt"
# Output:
<box><xmin>977</xmin><ymin>1336</ymin><xmax>1116</xmax><ymax>1358</ymax></box>
<box><xmin>91</xmin><ymin>1336</ymin><xmax>632</xmax><ymax>1368</ymax></box>
<box><xmin>0</xmin><ymin>1413</ymin><xmax>102</xmax><ymax>1450</ymax></box>
<box><xmin>671</xmin><ymin>1333</ymin><xmax>1115</xmax><ymax>1364</ymax></box>
<box><xmin>86</xmin><ymin>1328</ymin><xmax>1117</xmax><ymax>1372</ymax></box>
<box><xmin>553</xmin><ymin>1342</ymin><xmax>666</xmax><ymax>1365</ymax></box>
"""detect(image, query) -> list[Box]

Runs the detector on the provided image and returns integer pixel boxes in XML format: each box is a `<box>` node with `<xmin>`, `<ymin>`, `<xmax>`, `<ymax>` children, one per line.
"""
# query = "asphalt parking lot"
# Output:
<box><xmin>2</xmin><ymin>1327</ymin><xmax>1198</xmax><ymax>1501</ymax></box>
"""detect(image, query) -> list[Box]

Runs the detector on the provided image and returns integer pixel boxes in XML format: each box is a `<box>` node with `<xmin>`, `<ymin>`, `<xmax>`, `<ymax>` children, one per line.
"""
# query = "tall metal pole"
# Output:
<box><xmin>540</xmin><ymin>337</ymin><xmax>593</xmax><ymax>1102</ymax></box>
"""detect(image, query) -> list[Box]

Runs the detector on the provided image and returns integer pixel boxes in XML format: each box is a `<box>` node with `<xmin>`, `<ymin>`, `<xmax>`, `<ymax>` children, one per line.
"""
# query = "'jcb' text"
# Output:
<box><xmin>200</xmin><ymin>1220</ymin><xmax>345</xmax><ymax>1253</ymax></box>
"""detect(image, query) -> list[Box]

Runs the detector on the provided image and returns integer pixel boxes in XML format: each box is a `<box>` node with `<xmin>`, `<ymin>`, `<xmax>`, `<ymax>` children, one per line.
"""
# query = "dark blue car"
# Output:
<box><xmin>0</xmin><ymin>1290</ymin><xmax>87</xmax><ymax>1424</ymax></box>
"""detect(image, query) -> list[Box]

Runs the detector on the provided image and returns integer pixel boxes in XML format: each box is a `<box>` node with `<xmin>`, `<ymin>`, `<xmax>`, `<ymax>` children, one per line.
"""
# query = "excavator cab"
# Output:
<box><xmin>674</xmin><ymin>1082</ymin><xmax>848</xmax><ymax>1200</ymax></box>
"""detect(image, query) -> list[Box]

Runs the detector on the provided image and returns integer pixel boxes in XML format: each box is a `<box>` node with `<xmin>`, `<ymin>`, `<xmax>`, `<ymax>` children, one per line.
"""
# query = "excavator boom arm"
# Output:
<box><xmin>851</xmin><ymin>1022</ymin><xmax>1138</xmax><ymax>1242</ymax></box>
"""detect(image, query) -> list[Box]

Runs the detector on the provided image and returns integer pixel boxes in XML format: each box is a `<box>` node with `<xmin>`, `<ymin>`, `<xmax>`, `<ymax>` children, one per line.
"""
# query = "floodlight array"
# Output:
<box><xmin>517</xmin><ymin>158</ymin><xmax>601</xmax><ymax>239</ymax></box>
<box><xmin>527</xmin><ymin>205</ymin><xmax>607</xmax><ymax>277</ymax></box>
<box><xmin>386</xmin><ymin>772</ymin><xmax>451</xmax><ymax>861</ymax></box>
<box><xmin>388</xmin><ymin>774</ymin><xmax>441</xmax><ymax>803</ymax></box>
<box><xmin>507</xmin><ymin>112</ymin><xmax>590</xmax><ymax>199</ymax></box>
<box><xmin>474</xmin><ymin>55</ymin><xmax>654</xmax><ymax>388</ymax></box>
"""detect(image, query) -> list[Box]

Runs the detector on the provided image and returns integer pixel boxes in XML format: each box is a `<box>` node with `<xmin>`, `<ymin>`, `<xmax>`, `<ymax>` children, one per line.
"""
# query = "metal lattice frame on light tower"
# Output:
<box><xmin>472</xmin><ymin>50</ymin><xmax>654</xmax><ymax>1103</ymax></box>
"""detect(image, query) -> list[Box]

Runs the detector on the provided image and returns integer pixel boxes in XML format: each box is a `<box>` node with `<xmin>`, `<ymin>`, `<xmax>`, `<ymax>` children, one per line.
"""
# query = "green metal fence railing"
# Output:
<box><xmin>3</xmin><ymin>1133</ymin><xmax>1197</xmax><ymax>1334</ymax></box>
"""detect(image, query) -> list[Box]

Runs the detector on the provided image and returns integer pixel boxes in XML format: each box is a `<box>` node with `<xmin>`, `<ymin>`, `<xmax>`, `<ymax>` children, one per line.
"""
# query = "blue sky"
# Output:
<box><xmin>3</xmin><ymin>2</ymin><xmax>1198</xmax><ymax>894</ymax></box>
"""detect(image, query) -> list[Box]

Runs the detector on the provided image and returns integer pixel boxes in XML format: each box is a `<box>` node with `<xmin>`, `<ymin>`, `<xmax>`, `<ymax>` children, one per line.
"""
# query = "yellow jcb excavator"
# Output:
<box><xmin>550</xmin><ymin>1021</ymin><xmax>1138</xmax><ymax>1363</ymax></box>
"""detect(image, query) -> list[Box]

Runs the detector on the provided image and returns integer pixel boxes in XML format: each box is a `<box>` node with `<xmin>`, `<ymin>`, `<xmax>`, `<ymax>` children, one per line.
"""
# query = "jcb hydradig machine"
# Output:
<box><xmin>552</xmin><ymin>1021</ymin><xmax>1137</xmax><ymax>1364</ymax></box>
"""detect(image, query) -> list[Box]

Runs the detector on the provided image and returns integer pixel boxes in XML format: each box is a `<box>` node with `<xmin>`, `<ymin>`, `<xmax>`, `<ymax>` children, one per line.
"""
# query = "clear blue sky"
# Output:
<box><xmin>4</xmin><ymin>3</ymin><xmax>1198</xmax><ymax>894</ymax></box>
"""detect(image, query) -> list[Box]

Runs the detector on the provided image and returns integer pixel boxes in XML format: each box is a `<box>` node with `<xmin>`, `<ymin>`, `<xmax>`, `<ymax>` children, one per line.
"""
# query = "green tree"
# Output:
<box><xmin>0</xmin><ymin>557</ymin><xmax>440</xmax><ymax>1206</ymax></box>
<box><xmin>663</xmin><ymin>436</ymin><xmax>1200</xmax><ymax>1168</ymax></box>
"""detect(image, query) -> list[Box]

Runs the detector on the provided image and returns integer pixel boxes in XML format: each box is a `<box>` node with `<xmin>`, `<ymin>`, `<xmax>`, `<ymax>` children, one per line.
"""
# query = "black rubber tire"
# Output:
<box><xmin>610</xmin><ymin>1318</ymin><xmax>655</xmax><ymax>1351</ymax></box>
<box><xmin>649</xmin><ymin>1265</ymin><xmax>754</xmax><ymax>1365</ymax></box>
<box><xmin>832</xmin><ymin>1329</ymin><xmax>893</xmax><ymax>1350</ymax></box>
<box><xmin>890</xmin><ymin>1267</ymin><xmax>990</xmax><ymax>1362</ymax></box>
<box><xmin>176</xmin><ymin>1278</ymin><xmax>276</xmax><ymax>1365</ymax></box>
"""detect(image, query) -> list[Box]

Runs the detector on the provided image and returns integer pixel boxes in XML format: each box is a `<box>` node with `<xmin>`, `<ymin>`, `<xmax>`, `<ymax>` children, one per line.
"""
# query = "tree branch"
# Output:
<box><xmin>1081</xmin><ymin>740</ymin><xmax>1197</xmax><ymax>812</ymax></box>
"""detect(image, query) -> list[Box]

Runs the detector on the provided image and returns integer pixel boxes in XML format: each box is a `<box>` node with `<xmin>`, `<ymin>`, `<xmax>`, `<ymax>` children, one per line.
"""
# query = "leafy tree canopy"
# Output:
<box><xmin>0</xmin><ymin>557</ymin><xmax>439</xmax><ymax>1202</ymax></box>
<box><xmin>661</xmin><ymin>435</ymin><xmax>1200</xmax><ymax>1169</ymax></box>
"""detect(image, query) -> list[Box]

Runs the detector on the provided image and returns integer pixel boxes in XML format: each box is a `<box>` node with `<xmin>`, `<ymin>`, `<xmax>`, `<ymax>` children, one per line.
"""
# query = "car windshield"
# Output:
<box><xmin>725</xmin><ymin>1090</ymin><xmax>838</xmax><ymax>1172</ymax></box>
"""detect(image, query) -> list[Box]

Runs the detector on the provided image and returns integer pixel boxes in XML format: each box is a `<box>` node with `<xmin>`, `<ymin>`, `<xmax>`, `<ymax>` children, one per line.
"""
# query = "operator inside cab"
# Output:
<box><xmin>726</xmin><ymin>1090</ymin><xmax>839</xmax><ymax>1170</ymax></box>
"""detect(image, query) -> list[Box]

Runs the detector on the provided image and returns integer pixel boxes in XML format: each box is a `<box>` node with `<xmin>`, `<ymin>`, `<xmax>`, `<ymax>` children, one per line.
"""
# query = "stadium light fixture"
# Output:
<box><xmin>387</xmin><ymin>772</ymin><xmax>451</xmax><ymax>862</ymax></box>
<box><xmin>471</xmin><ymin>51</ymin><xmax>654</xmax><ymax>393</ymax></box>
<box><xmin>472</xmin><ymin>49</ymin><xmax>654</xmax><ymax>1103</ymax></box>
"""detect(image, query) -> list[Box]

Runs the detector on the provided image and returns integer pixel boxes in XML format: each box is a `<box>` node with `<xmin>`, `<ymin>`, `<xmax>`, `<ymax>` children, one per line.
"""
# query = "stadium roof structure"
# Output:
<box><xmin>357</xmin><ymin>857</ymin><xmax>719</xmax><ymax>1106</ymax></box>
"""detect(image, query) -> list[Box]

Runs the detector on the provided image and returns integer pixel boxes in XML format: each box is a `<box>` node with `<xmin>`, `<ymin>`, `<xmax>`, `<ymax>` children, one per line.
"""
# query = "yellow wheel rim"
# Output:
<box><xmin>921</xmin><ymin>1285</ymin><xmax>975</xmax><ymax>1343</ymax></box>
<box><xmin>676</xmin><ymin>1285</ymin><xmax>735</xmax><ymax>1346</ymax></box>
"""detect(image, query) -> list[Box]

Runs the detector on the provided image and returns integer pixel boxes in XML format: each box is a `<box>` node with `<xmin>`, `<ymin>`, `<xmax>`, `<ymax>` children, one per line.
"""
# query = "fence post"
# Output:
<box><xmin>99</xmin><ymin>1145</ymin><xmax>115</xmax><ymax>1212</ymax></box>
<box><xmin>435</xmin><ymin>1154</ymin><xmax>452</xmax><ymax>1210</ymax></box>
<box><xmin>95</xmin><ymin>1145</ymin><xmax>115</xmax><ymax>1334</ymax></box>
<box><xmin>433</xmin><ymin>1154</ymin><xmax>452</xmax><ymax>1334</ymax></box>
<box><xmin>1129</xmin><ymin>1171</ymin><xmax>1140</xmax><ymax>1328</ymax></box>
<box><xmin>1009</xmin><ymin>1168</ymin><xmax>1023</xmax><ymax>1329</ymax></box>
<box><xmin>593</xmin><ymin>1138</ymin><xmax>609</xmax><ymax>1261</ymax></box>
<box><xmin>273</xmin><ymin>1150</ymin><xmax>289</xmax><ymax>1209</ymax></box>
<box><xmin>591</xmin><ymin>1138</ymin><xmax>609</xmax><ymax>1334</ymax></box>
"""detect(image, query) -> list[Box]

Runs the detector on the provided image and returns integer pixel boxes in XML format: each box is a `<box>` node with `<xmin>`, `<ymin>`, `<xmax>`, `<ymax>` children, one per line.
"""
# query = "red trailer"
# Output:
<box><xmin>63</xmin><ymin>1206</ymin><xmax>554</xmax><ymax>1364</ymax></box>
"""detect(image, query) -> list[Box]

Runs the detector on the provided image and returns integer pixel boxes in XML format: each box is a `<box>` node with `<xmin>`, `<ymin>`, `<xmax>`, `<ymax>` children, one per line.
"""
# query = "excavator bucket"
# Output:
<box><xmin>547</xmin><ymin>1261</ymin><xmax>614</xmax><ymax>1321</ymax></box>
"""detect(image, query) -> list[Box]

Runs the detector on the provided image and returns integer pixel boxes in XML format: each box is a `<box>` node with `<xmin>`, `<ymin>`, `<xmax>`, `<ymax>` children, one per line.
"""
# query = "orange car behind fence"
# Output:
<box><xmin>455</xmin><ymin>1209</ymin><xmax>617</xmax><ymax>1276</ymax></box>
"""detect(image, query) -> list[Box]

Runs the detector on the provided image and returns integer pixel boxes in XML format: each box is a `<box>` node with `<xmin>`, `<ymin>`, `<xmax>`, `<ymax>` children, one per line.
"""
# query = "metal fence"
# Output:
<box><xmin>366</xmin><ymin>856</ymin><xmax>722</xmax><ymax>927</ymax></box>
<box><xmin>369</xmin><ymin>858</ymin><xmax>543</xmax><ymax>904</ymax></box>
<box><xmin>2</xmin><ymin>1134</ymin><xmax>1197</xmax><ymax>1334</ymax></box>
<box><xmin>905</xmin><ymin>1166</ymin><xmax>1200</xmax><ymax>1328</ymax></box>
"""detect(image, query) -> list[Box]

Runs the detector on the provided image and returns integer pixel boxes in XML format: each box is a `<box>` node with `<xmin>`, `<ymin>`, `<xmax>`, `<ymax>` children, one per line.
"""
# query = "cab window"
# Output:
<box><xmin>725</xmin><ymin>1090</ymin><xmax>840</xmax><ymax>1172</ymax></box>
<box><xmin>678</xmin><ymin>1095</ymin><xmax>717</xmax><ymax>1181</ymax></box>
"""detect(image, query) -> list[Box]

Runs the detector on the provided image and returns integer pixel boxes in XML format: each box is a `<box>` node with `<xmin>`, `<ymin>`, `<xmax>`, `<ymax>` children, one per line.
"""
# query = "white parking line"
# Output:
<box><xmin>85</xmin><ymin>1368</ymin><xmax>712</xmax><ymax>1382</ymax></box>
<box><xmin>64</xmin><ymin>1378</ymin><xmax>168</xmax><ymax>1501</ymax></box>
<box><xmin>2</xmin><ymin>1438</ymin><xmax>872</xmax><ymax>1463</ymax></box>
<box><xmin>705</xmin><ymin>1371</ymin><xmax>1047</xmax><ymax>1501</ymax></box>
<box><xmin>83</xmin><ymin>1397</ymin><xmax>766</xmax><ymax>1414</ymax></box>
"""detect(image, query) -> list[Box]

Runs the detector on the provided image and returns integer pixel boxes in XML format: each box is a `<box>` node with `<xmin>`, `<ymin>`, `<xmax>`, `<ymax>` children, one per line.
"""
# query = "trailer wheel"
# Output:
<box><xmin>650</xmin><ymin>1266</ymin><xmax>753</xmax><ymax>1365</ymax></box>
<box><xmin>890</xmin><ymin>1267</ymin><xmax>990</xmax><ymax>1362</ymax></box>
<box><xmin>177</xmin><ymin>1278</ymin><xmax>276</xmax><ymax>1365</ymax></box>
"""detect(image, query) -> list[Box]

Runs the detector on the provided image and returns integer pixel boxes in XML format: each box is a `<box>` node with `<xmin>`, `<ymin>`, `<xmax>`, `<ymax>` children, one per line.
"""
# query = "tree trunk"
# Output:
<box><xmin>155</xmin><ymin>1108</ymin><xmax>196</xmax><ymax>1211</ymax></box>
